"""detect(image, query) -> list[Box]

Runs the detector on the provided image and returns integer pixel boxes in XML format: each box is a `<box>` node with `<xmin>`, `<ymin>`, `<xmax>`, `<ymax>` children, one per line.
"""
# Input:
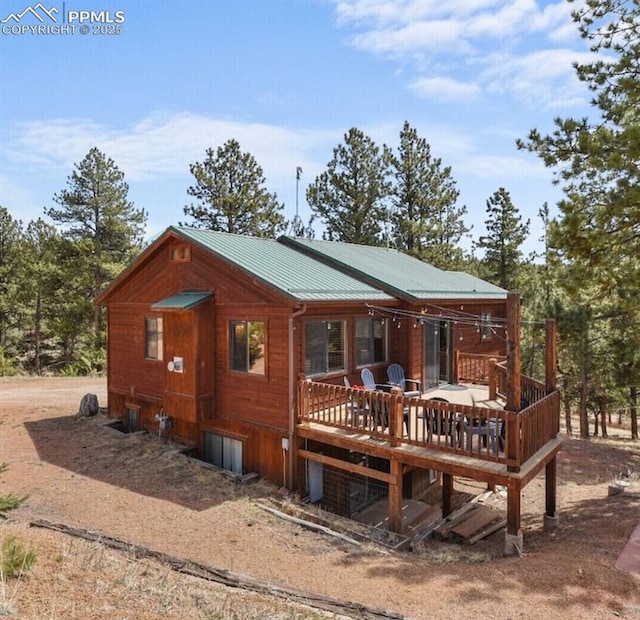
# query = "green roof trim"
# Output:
<box><xmin>151</xmin><ymin>291</ymin><xmax>213</xmax><ymax>310</ymax></box>
<box><xmin>173</xmin><ymin>227</ymin><xmax>394</xmax><ymax>303</ymax></box>
<box><xmin>279</xmin><ymin>237</ymin><xmax>507</xmax><ymax>301</ymax></box>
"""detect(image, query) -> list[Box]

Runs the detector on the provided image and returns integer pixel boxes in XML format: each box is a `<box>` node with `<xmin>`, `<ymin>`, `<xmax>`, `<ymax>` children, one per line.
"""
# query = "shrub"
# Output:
<box><xmin>0</xmin><ymin>536</ymin><xmax>37</xmax><ymax>579</ymax></box>
<box><xmin>0</xmin><ymin>462</ymin><xmax>27</xmax><ymax>520</ymax></box>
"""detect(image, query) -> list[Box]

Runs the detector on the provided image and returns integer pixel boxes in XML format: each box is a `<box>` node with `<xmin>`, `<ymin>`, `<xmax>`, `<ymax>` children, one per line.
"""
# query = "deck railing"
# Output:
<box><xmin>518</xmin><ymin>391</ymin><xmax>560</xmax><ymax>463</ymax></box>
<box><xmin>491</xmin><ymin>360</ymin><xmax>546</xmax><ymax>406</ymax></box>
<box><xmin>456</xmin><ymin>352</ymin><xmax>507</xmax><ymax>384</ymax></box>
<box><xmin>298</xmin><ymin>379</ymin><xmax>560</xmax><ymax>471</ymax></box>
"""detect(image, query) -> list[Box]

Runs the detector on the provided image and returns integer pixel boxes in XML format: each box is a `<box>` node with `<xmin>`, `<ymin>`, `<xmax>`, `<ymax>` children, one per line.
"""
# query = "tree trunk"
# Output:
<box><xmin>562</xmin><ymin>377</ymin><xmax>573</xmax><ymax>436</ymax></box>
<box><xmin>33</xmin><ymin>292</ymin><xmax>42</xmax><ymax>376</ymax></box>
<box><xmin>631</xmin><ymin>386</ymin><xmax>638</xmax><ymax>440</ymax></box>
<box><xmin>600</xmin><ymin>397</ymin><xmax>608</xmax><ymax>438</ymax></box>
<box><xmin>579</xmin><ymin>366</ymin><xmax>589</xmax><ymax>439</ymax></box>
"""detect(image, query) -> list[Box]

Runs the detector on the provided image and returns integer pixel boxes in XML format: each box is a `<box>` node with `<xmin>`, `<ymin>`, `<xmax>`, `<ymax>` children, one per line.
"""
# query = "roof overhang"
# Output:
<box><xmin>151</xmin><ymin>291</ymin><xmax>213</xmax><ymax>311</ymax></box>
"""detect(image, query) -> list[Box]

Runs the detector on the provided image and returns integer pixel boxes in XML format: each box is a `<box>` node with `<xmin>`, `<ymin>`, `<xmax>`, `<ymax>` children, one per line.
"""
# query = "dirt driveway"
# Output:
<box><xmin>1</xmin><ymin>377</ymin><xmax>639</xmax><ymax>619</ymax></box>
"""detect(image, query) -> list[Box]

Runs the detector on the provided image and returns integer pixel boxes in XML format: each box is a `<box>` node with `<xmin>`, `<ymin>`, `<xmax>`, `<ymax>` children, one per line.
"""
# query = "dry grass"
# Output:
<box><xmin>1</xmin><ymin>377</ymin><xmax>639</xmax><ymax>620</ymax></box>
<box><xmin>0</xmin><ymin>523</ymin><xmax>345</xmax><ymax>620</ymax></box>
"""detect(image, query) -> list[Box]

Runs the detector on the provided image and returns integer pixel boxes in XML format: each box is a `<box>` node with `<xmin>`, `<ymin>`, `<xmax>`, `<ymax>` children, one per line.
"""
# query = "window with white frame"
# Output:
<box><xmin>230</xmin><ymin>321</ymin><xmax>265</xmax><ymax>374</ymax></box>
<box><xmin>305</xmin><ymin>320</ymin><xmax>346</xmax><ymax>376</ymax></box>
<box><xmin>145</xmin><ymin>317</ymin><xmax>163</xmax><ymax>360</ymax></box>
<box><xmin>355</xmin><ymin>318</ymin><xmax>388</xmax><ymax>366</ymax></box>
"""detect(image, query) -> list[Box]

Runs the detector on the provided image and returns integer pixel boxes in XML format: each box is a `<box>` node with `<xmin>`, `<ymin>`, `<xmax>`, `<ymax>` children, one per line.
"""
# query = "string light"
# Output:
<box><xmin>364</xmin><ymin>303</ymin><xmax>545</xmax><ymax>345</ymax></box>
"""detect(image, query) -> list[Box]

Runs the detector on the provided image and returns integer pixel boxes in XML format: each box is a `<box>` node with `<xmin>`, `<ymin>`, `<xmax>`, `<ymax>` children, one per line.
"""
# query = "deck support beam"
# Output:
<box><xmin>442</xmin><ymin>473</ymin><xmax>454</xmax><ymax>517</ymax></box>
<box><xmin>505</xmin><ymin>484</ymin><xmax>522</xmax><ymax>556</ymax></box>
<box><xmin>544</xmin><ymin>456</ymin><xmax>559</xmax><ymax>529</ymax></box>
<box><xmin>388</xmin><ymin>459</ymin><xmax>403</xmax><ymax>533</ymax></box>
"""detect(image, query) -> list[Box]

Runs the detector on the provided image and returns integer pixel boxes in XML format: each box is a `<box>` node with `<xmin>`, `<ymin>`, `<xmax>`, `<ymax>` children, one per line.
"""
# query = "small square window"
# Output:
<box><xmin>170</xmin><ymin>245</ymin><xmax>191</xmax><ymax>262</ymax></box>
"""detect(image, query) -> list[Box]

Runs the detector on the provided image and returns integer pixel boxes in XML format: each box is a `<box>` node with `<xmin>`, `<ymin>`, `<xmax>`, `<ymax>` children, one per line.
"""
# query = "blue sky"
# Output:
<box><xmin>1</xmin><ymin>0</ymin><xmax>594</xmax><ymax>255</ymax></box>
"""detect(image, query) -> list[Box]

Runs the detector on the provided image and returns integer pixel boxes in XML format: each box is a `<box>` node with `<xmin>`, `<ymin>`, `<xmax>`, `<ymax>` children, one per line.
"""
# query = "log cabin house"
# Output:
<box><xmin>97</xmin><ymin>226</ymin><xmax>561</xmax><ymax>553</ymax></box>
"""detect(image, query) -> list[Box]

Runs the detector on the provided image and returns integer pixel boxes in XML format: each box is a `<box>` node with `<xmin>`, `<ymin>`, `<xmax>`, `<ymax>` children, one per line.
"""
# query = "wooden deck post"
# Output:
<box><xmin>505</xmin><ymin>292</ymin><xmax>522</xmax><ymax>473</ymax></box>
<box><xmin>543</xmin><ymin>319</ymin><xmax>560</xmax><ymax>531</ymax></box>
<box><xmin>389</xmin><ymin>386</ymin><xmax>404</xmax><ymax>448</ymax></box>
<box><xmin>506</xmin><ymin>291</ymin><xmax>522</xmax><ymax>412</ymax></box>
<box><xmin>442</xmin><ymin>473</ymin><xmax>454</xmax><ymax>517</ymax></box>
<box><xmin>544</xmin><ymin>456</ymin><xmax>559</xmax><ymax>530</ymax></box>
<box><xmin>388</xmin><ymin>458</ymin><xmax>403</xmax><ymax>533</ymax></box>
<box><xmin>488</xmin><ymin>357</ymin><xmax>497</xmax><ymax>401</ymax></box>
<box><xmin>453</xmin><ymin>349</ymin><xmax>460</xmax><ymax>384</ymax></box>
<box><xmin>505</xmin><ymin>483</ymin><xmax>523</xmax><ymax>555</ymax></box>
<box><xmin>545</xmin><ymin>318</ymin><xmax>557</xmax><ymax>394</ymax></box>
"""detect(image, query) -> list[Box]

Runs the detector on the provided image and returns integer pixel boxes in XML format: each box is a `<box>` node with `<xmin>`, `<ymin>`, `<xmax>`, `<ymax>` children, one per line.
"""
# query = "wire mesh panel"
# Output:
<box><xmin>312</xmin><ymin>464</ymin><xmax>388</xmax><ymax>518</ymax></box>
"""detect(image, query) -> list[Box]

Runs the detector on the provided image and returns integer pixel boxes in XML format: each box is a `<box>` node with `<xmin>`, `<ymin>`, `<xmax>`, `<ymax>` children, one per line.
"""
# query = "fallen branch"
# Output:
<box><xmin>30</xmin><ymin>519</ymin><xmax>403</xmax><ymax>620</ymax></box>
<box><xmin>255</xmin><ymin>502</ymin><xmax>379</xmax><ymax>549</ymax></box>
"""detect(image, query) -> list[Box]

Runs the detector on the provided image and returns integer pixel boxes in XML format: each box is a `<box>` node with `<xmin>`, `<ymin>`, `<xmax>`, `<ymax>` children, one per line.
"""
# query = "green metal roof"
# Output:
<box><xmin>173</xmin><ymin>227</ymin><xmax>393</xmax><ymax>303</ymax></box>
<box><xmin>151</xmin><ymin>291</ymin><xmax>213</xmax><ymax>310</ymax></box>
<box><xmin>279</xmin><ymin>237</ymin><xmax>507</xmax><ymax>301</ymax></box>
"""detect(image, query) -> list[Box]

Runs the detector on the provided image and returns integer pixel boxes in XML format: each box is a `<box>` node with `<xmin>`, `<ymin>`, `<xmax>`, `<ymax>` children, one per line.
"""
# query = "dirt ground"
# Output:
<box><xmin>1</xmin><ymin>376</ymin><xmax>640</xmax><ymax>620</ymax></box>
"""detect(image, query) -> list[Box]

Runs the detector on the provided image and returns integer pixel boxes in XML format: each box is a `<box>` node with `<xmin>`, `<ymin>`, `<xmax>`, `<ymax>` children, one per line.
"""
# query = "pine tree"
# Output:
<box><xmin>21</xmin><ymin>220</ymin><xmax>64</xmax><ymax>375</ymax></box>
<box><xmin>306</xmin><ymin>128</ymin><xmax>392</xmax><ymax>245</ymax></box>
<box><xmin>391</xmin><ymin>121</ymin><xmax>470</xmax><ymax>269</ymax></box>
<box><xmin>476</xmin><ymin>188</ymin><xmax>530</xmax><ymax>290</ymax></box>
<box><xmin>0</xmin><ymin>208</ymin><xmax>26</xmax><ymax>373</ymax></box>
<box><xmin>518</xmin><ymin>0</ymin><xmax>639</xmax><ymax>438</ymax></box>
<box><xmin>47</xmin><ymin>148</ymin><xmax>147</xmax><ymax>344</ymax></box>
<box><xmin>182</xmin><ymin>139</ymin><xmax>286</xmax><ymax>237</ymax></box>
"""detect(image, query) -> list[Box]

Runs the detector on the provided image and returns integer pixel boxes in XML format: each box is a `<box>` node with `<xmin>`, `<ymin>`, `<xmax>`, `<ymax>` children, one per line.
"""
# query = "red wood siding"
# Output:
<box><xmin>101</xmin><ymin>232</ymin><xmax>509</xmax><ymax>488</ymax></box>
<box><xmin>107</xmin><ymin>303</ymin><xmax>164</xmax><ymax>401</ymax></box>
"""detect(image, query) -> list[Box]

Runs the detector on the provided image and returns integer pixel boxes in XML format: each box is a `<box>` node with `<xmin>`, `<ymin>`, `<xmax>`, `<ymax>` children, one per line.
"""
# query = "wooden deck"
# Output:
<box><xmin>297</xmin><ymin>380</ymin><xmax>560</xmax><ymax>470</ymax></box>
<box><xmin>295</xmin><ymin>367</ymin><xmax>562</xmax><ymax>550</ymax></box>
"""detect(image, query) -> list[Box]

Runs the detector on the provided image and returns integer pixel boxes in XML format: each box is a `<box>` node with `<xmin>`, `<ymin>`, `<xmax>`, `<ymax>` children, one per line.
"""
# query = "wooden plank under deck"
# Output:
<box><xmin>297</xmin><ymin>421</ymin><xmax>564</xmax><ymax>491</ymax></box>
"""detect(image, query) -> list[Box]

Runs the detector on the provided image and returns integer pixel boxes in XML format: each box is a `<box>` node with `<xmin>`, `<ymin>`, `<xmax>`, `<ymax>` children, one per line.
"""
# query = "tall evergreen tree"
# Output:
<box><xmin>0</xmin><ymin>208</ymin><xmax>25</xmax><ymax>373</ymax></box>
<box><xmin>475</xmin><ymin>188</ymin><xmax>530</xmax><ymax>290</ymax></box>
<box><xmin>21</xmin><ymin>220</ymin><xmax>64</xmax><ymax>375</ymax></box>
<box><xmin>306</xmin><ymin>128</ymin><xmax>392</xmax><ymax>244</ymax></box>
<box><xmin>47</xmin><ymin>148</ymin><xmax>147</xmax><ymax>342</ymax></box>
<box><xmin>391</xmin><ymin>121</ymin><xmax>470</xmax><ymax>269</ymax></box>
<box><xmin>182</xmin><ymin>139</ymin><xmax>286</xmax><ymax>237</ymax></box>
<box><xmin>518</xmin><ymin>0</ymin><xmax>639</xmax><ymax>438</ymax></box>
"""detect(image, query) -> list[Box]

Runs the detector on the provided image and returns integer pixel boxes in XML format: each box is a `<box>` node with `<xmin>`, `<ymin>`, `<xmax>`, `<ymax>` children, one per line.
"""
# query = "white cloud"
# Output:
<box><xmin>332</xmin><ymin>0</ymin><xmax>588</xmax><ymax>110</ymax></box>
<box><xmin>0</xmin><ymin>173</ymin><xmax>42</xmax><ymax>222</ymax></box>
<box><xmin>464</xmin><ymin>153</ymin><xmax>548</xmax><ymax>181</ymax></box>
<box><xmin>5</xmin><ymin>113</ymin><xmax>338</xmax><ymax>187</ymax></box>
<box><xmin>334</xmin><ymin>0</ymin><xmax>500</xmax><ymax>28</ymax></box>
<box><xmin>410</xmin><ymin>76</ymin><xmax>480</xmax><ymax>103</ymax></box>
<box><xmin>351</xmin><ymin>19</ymin><xmax>467</xmax><ymax>56</ymax></box>
<box><xmin>465</xmin><ymin>0</ymin><xmax>540</xmax><ymax>38</ymax></box>
<box><xmin>481</xmin><ymin>48</ymin><xmax>592</xmax><ymax>109</ymax></box>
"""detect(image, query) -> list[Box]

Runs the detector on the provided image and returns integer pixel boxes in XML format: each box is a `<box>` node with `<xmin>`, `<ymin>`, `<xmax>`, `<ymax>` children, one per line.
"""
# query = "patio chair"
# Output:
<box><xmin>421</xmin><ymin>397</ymin><xmax>455</xmax><ymax>442</ymax></box>
<box><xmin>344</xmin><ymin>376</ymin><xmax>368</xmax><ymax>427</ymax></box>
<box><xmin>360</xmin><ymin>369</ymin><xmax>409</xmax><ymax>434</ymax></box>
<box><xmin>386</xmin><ymin>363</ymin><xmax>421</xmax><ymax>398</ymax></box>
<box><xmin>463</xmin><ymin>417</ymin><xmax>502</xmax><ymax>453</ymax></box>
<box><xmin>360</xmin><ymin>368</ymin><xmax>391</xmax><ymax>392</ymax></box>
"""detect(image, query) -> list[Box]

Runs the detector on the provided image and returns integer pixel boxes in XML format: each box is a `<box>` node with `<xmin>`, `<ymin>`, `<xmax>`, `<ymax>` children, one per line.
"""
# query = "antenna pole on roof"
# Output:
<box><xmin>289</xmin><ymin>167</ymin><xmax>303</xmax><ymax>237</ymax></box>
<box><xmin>295</xmin><ymin>166</ymin><xmax>302</xmax><ymax>219</ymax></box>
